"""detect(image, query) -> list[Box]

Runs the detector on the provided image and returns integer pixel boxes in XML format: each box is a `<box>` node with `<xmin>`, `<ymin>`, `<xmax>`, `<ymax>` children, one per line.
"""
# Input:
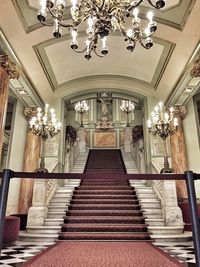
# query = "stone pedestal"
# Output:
<box><xmin>162</xmin><ymin>180</ymin><xmax>184</xmax><ymax>226</ymax></box>
<box><xmin>124</xmin><ymin>127</ymin><xmax>132</xmax><ymax>152</ymax></box>
<box><xmin>27</xmin><ymin>179</ymin><xmax>47</xmax><ymax>226</ymax></box>
<box><xmin>0</xmin><ymin>55</ymin><xmax>19</xmax><ymax>158</ymax></box>
<box><xmin>78</xmin><ymin>128</ymin><xmax>86</xmax><ymax>152</ymax></box>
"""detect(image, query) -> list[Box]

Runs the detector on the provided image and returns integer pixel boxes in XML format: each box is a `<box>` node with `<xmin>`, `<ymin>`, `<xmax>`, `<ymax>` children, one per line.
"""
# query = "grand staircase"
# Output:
<box><xmin>21</xmin><ymin>149</ymin><xmax>192</xmax><ymax>244</ymax></box>
<box><xmin>58</xmin><ymin>179</ymin><xmax>150</xmax><ymax>240</ymax></box>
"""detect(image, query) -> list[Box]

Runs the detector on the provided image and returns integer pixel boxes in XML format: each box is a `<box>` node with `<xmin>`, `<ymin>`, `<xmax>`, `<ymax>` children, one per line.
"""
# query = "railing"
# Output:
<box><xmin>150</xmin><ymin>161</ymin><xmax>184</xmax><ymax>226</ymax></box>
<box><xmin>64</xmin><ymin>142</ymin><xmax>80</xmax><ymax>173</ymax></box>
<box><xmin>130</xmin><ymin>142</ymin><xmax>146</xmax><ymax>173</ymax></box>
<box><xmin>0</xmin><ymin>171</ymin><xmax>200</xmax><ymax>266</ymax></box>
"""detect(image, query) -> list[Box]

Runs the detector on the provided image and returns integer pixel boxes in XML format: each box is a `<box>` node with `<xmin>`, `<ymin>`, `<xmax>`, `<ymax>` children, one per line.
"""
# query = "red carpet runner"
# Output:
<box><xmin>58</xmin><ymin>149</ymin><xmax>150</xmax><ymax>240</ymax></box>
<box><xmin>84</xmin><ymin>149</ymin><xmax>126</xmax><ymax>173</ymax></box>
<box><xmin>22</xmin><ymin>242</ymin><xmax>186</xmax><ymax>267</ymax></box>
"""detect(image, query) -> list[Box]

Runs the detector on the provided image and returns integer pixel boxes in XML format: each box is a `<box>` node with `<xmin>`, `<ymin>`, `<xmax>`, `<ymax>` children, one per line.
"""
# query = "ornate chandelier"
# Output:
<box><xmin>37</xmin><ymin>0</ymin><xmax>165</xmax><ymax>60</ymax></box>
<box><xmin>147</xmin><ymin>102</ymin><xmax>178</xmax><ymax>173</ymax></box>
<box><xmin>120</xmin><ymin>100</ymin><xmax>135</xmax><ymax>127</ymax></box>
<box><xmin>75</xmin><ymin>100</ymin><xmax>89</xmax><ymax>127</ymax></box>
<box><xmin>30</xmin><ymin>104</ymin><xmax>62</xmax><ymax>140</ymax></box>
<box><xmin>29</xmin><ymin>104</ymin><xmax>61</xmax><ymax>172</ymax></box>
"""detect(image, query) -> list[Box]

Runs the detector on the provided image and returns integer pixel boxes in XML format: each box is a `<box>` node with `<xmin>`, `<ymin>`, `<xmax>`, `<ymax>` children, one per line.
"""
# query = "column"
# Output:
<box><xmin>18</xmin><ymin>107</ymin><xmax>41</xmax><ymax>213</ymax></box>
<box><xmin>0</xmin><ymin>55</ymin><xmax>19</xmax><ymax>158</ymax></box>
<box><xmin>170</xmin><ymin>106</ymin><xmax>188</xmax><ymax>199</ymax></box>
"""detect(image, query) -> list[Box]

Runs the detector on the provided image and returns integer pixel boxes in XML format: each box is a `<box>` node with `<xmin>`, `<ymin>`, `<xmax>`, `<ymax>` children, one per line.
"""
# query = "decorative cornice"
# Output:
<box><xmin>0</xmin><ymin>54</ymin><xmax>20</xmax><ymax>79</ymax></box>
<box><xmin>174</xmin><ymin>106</ymin><xmax>187</xmax><ymax>120</ymax></box>
<box><xmin>190</xmin><ymin>55</ymin><xmax>200</xmax><ymax>77</ymax></box>
<box><xmin>24</xmin><ymin>107</ymin><xmax>37</xmax><ymax>120</ymax></box>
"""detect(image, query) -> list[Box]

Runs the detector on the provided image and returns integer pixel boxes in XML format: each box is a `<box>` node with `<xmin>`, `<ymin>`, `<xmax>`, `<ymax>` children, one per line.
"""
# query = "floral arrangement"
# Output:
<box><xmin>132</xmin><ymin>125</ymin><xmax>143</xmax><ymax>144</ymax></box>
<box><xmin>65</xmin><ymin>125</ymin><xmax>77</xmax><ymax>145</ymax></box>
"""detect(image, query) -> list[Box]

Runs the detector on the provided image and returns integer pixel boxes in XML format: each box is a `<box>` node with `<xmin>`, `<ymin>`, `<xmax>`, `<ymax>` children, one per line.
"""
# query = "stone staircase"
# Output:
<box><xmin>19</xmin><ymin>179</ymin><xmax>81</xmax><ymax>242</ymax></box>
<box><xmin>129</xmin><ymin>180</ymin><xmax>192</xmax><ymax>243</ymax></box>
<box><xmin>19</xmin><ymin>148</ymin><xmax>192</xmax><ymax>244</ymax></box>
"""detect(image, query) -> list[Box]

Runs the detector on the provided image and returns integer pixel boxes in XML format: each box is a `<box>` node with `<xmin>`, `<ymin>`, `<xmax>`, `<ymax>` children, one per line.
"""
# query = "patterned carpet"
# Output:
<box><xmin>0</xmin><ymin>240</ymin><xmax>196</xmax><ymax>266</ymax></box>
<box><xmin>58</xmin><ymin>178</ymin><xmax>150</xmax><ymax>241</ymax></box>
<box><xmin>20</xmin><ymin>242</ymin><xmax>187</xmax><ymax>267</ymax></box>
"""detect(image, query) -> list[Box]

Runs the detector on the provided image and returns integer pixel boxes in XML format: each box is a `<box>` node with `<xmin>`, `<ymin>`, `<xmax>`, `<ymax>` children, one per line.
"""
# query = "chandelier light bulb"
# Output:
<box><xmin>37</xmin><ymin>0</ymin><xmax>165</xmax><ymax>59</ymax></box>
<box><xmin>71</xmin><ymin>0</ymin><xmax>77</xmax><ymax>8</ymax></box>
<box><xmin>133</xmin><ymin>8</ymin><xmax>139</xmax><ymax>19</ymax></box>
<box><xmin>88</xmin><ymin>17</ymin><xmax>94</xmax><ymax>30</ymax></box>
<box><xmin>56</xmin><ymin>0</ymin><xmax>65</xmax><ymax>7</ymax></box>
<box><xmin>174</xmin><ymin>117</ymin><xmax>178</xmax><ymax>127</ymax></box>
<box><xmin>127</xmin><ymin>29</ymin><xmax>133</xmax><ymax>38</ymax></box>
<box><xmin>147</xmin><ymin>11</ymin><xmax>153</xmax><ymax>22</ymax></box>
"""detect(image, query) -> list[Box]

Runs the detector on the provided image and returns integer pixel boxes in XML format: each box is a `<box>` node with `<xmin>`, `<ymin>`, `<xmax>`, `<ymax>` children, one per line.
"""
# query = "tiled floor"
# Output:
<box><xmin>0</xmin><ymin>241</ymin><xmax>197</xmax><ymax>266</ymax></box>
<box><xmin>154</xmin><ymin>241</ymin><xmax>196</xmax><ymax>267</ymax></box>
<box><xmin>0</xmin><ymin>241</ymin><xmax>55</xmax><ymax>266</ymax></box>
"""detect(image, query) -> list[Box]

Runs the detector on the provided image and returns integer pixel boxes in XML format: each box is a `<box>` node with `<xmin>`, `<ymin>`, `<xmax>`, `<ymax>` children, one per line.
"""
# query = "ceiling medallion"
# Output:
<box><xmin>37</xmin><ymin>0</ymin><xmax>165</xmax><ymax>60</ymax></box>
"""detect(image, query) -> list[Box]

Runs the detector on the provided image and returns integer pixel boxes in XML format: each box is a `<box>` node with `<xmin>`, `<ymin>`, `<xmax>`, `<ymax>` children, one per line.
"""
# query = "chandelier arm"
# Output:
<box><xmin>147</xmin><ymin>0</ymin><xmax>159</xmax><ymax>8</ymax></box>
<box><xmin>58</xmin><ymin>21</ymin><xmax>74</xmax><ymax>29</ymax></box>
<box><xmin>72</xmin><ymin>47</ymin><xmax>87</xmax><ymax>54</ymax></box>
<box><xmin>94</xmin><ymin>49</ymin><xmax>104</xmax><ymax>58</ymax></box>
<box><xmin>40</xmin><ymin>20</ymin><xmax>54</xmax><ymax>27</ymax></box>
<box><xmin>139</xmin><ymin>39</ymin><xmax>150</xmax><ymax>49</ymax></box>
<box><xmin>47</xmin><ymin>6</ymin><xmax>60</xmax><ymax>21</ymax></box>
<box><xmin>127</xmin><ymin>0</ymin><xmax>144</xmax><ymax>12</ymax></box>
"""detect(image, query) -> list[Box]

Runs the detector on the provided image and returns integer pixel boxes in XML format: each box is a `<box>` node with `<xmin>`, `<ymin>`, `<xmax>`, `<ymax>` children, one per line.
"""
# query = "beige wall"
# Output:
<box><xmin>6</xmin><ymin>100</ymin><xmax>27</xmax><ymax>214</ymax></box>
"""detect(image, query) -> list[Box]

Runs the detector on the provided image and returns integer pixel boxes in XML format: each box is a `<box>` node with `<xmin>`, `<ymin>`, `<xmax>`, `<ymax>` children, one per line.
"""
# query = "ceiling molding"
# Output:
<box><xmin>34</xmin><ymin>34</ymin><xmax>174</xmax><ymax>93</ymax></box>
<box><xmin>0</xmin><ymin>29</ymin><xmax>44</xmax><ymax>107</ymax></box>
<box><xmin>166</xmin><ymin>42</ymin><xmax>200</xmax><ymax>107</ymax></box>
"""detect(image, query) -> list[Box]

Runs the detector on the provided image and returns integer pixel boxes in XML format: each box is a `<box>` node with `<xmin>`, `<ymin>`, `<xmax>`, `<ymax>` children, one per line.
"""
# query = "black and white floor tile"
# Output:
<box><xmin>0</xmin><ymin>241</ymin><xmax>55</xmax><ymax>267</ymax></box>
<box><xmin>0</xmin><ymin>240</ymin><xmax>197</xmax><ymax>266</ymax></box>
<box><xmin>155</xmin><ymin>241</ymin><xmax>196</xmax><ymax>267</ymax></box>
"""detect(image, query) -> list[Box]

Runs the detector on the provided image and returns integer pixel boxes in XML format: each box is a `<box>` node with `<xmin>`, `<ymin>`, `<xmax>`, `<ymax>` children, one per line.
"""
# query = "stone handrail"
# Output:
<box><xmin>27</xmin><ymin>158</ymin><xmax>58</xmax><ymax>227</ymax></box>
<box><xmin>150</xmin><ymin>160</ymin><xmax>184</xmax><ymax>227</ymax></box>
<box><xmin>130</xmin><ymin>140</ymin><xmax>145</xmax><ymax>173</ymax></box>
<box><xmin>64</xmin><ymin>141</ymin><xmax>80</xmax><ymax>173</ymax></box>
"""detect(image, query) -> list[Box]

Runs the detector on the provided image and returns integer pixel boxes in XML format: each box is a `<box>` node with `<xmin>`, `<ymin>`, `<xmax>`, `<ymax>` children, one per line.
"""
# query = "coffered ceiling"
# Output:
<box><xmin>0</xmin><ymin>0</ymin><xmax>200</xmax><ymax>107</ymax></box>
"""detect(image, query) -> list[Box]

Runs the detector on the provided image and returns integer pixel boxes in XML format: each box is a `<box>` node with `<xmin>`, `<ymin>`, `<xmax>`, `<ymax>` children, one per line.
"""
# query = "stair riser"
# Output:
<box><xmin>27</xmin><ymin>229</ymin><xmax>59</xmax><ymax>234</ymax></box>
<box><xmin>74</xmin><ymin>192</ymin><xmax>136</xmax><ymax>195</ymax></box>
<box><xmin>61</xmin><ymin>227</ymin><xmax>148</xmax><ymax>233</ymax></box>
<box><xmin>149</xmin><ymin>229</ymin><xmax>183</xmax><ymax>234</ymax></box>
<box><xmin>49</xmin><ymin>201</ymin><xmax>70</xmax><ymax>208</ymax></box>
<box><xmin>69</xmin><ymin>206</ymin><xmax>141</xmax><ymax>210</ymax></box>
<box><xmin>64</xmin><ymin>219</ymin><xmax>145</xmax><ymax>224</ymax></box>
<box><xmin>70</xmin><ymin>201</ymin><xmax>139</xmax><ymax>205</ymax></box>
<box><xmin>44</xmin><ymin>222</ymin><xmax>62</xmax><ymax>226</ymax></box>
<box><xmin>58</xmin><ymin>236</ymin><xmax>151</xmax><ymax>241</ymax></box>
<box><xmin>65</xmin><ymin>212</ymin><xmax>143</xmax><ymax>217</ymax></box>
<box><xmin>18</xmin><ymin>236</ymin><xmax>58</xmax><ymax>242</ymax></box>
<box><xmin>48</xmin><ymin>214</ymin><xmax>65</xmax><ymax>219</ymax></box>
<box><xmin>72</xmin><ymin>196</ymin><xmax>138</xmax><ymax>200</ymax></box>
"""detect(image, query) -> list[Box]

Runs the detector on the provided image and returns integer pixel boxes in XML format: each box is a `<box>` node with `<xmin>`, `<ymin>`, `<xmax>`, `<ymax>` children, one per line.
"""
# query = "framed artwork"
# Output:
<box><xmin>151</xmin><ymin>135</ymin><xmax>170</xmax><ymax>157</ymax></box>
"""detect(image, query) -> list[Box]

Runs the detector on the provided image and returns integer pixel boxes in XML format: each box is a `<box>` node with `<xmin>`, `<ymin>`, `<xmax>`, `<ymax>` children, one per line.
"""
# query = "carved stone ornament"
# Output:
<box><xmin>190</xmin><ymin>55</ymin><xmax>200</xmax><ymax>77</ymax></box>
<box><xmin>174</xmin><ymin>106</ymin><xmax>187</xmax><ymax>120</ymax></box>
<box><xmin>0</xmin><ymin>55</ymin><xmax>20</xmax><ymax>79</ymax></box>
<box><xmin>24</xmin><ymin>107</ymin><xmax>38</xmax><ymax>120</ymax></box>
<box><xmin>0</xmin><ymin>55</ymin><xmax>20</xmax><ymax>94</ymax></box>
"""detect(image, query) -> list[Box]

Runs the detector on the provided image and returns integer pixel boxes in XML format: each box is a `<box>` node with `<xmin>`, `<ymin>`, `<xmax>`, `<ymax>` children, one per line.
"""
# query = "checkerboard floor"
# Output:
<box><xmin>0</xmin><ymin>240</ymin><xmax>197</xmax><ymax>266</ymax></box>
<box><xmin>154</xmin><ymin>241</ymin><xmax>196</xmax><ymax>267</ymax></box>
<box><xmin>0</xmin><ymin>241</ymin><xmax>55</xmax><ymax>267</ymax></box>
